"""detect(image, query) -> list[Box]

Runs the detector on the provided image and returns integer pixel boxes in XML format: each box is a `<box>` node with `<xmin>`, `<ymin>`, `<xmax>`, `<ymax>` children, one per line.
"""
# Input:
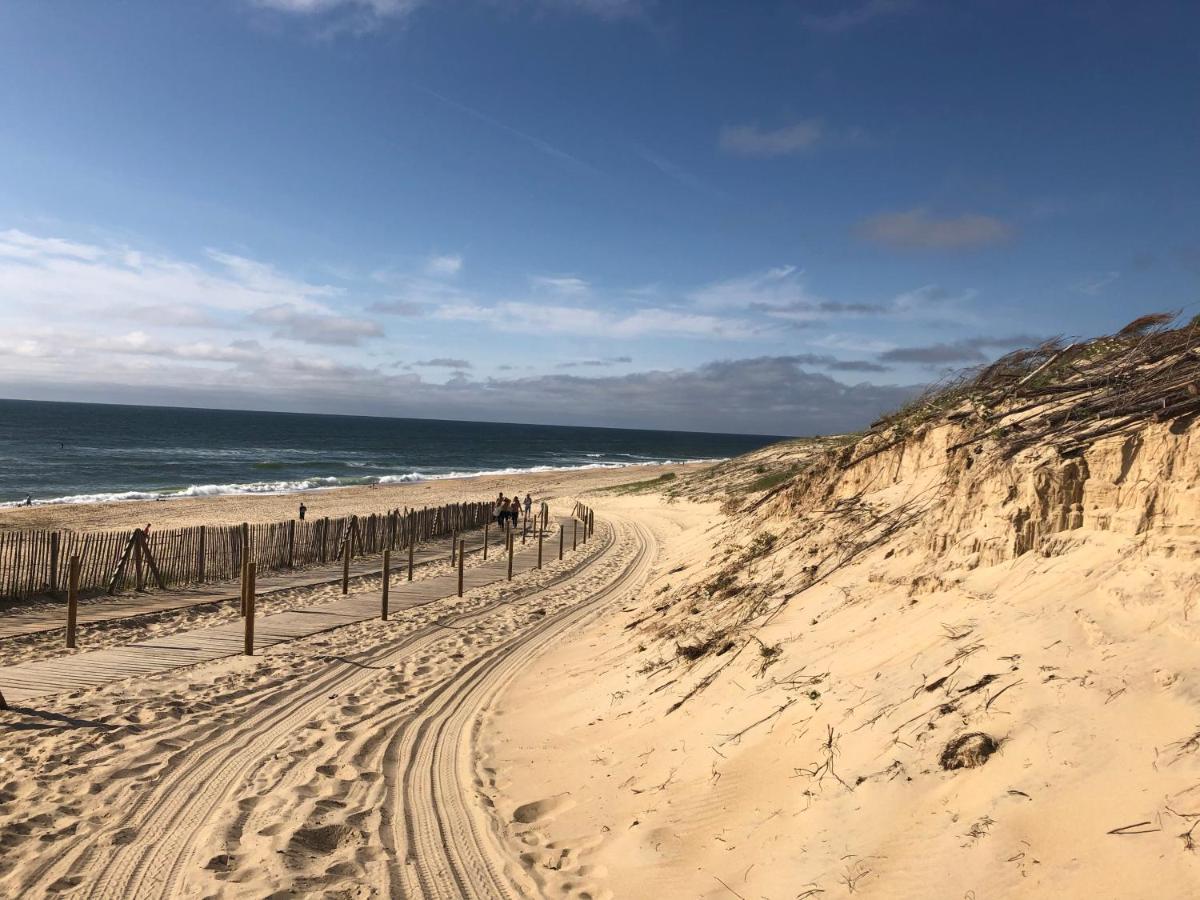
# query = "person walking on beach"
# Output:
<box><xmin>508</xmin><ymin>496</ymin><xmax>521</xmax><ymax>526</ymax></box>
<box><xmin>23</xmin><ymin>494</ymin><xmax>32</xmax><ymax>507</ymax></box>
<box><xmin>523</xmin><ymin>493</ymin><xmax>532</xmax><ymax>522</ymax></box>
<box><xmin>299</xmin><ymin>502</ymin><xmax>307</xmax><ymax>521</ymax></box>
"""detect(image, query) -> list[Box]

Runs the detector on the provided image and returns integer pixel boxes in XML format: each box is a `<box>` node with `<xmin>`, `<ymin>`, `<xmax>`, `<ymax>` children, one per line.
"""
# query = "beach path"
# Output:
<box><xmin>0</xmin><ymin>518</ymin><xmax>579</xmax><ymax>704</ymax></box>
<box><xmin>0</xmin><ymin>522</ymin><xmax>501</xmax><ymax>641</ymax></box>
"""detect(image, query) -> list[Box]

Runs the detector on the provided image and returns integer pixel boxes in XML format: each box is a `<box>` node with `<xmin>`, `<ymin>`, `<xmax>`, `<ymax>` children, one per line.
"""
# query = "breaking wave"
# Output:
<box><xmin>0</xmin><ymin>459</ymin><xmax>718</xmax><ymax>508</ymax></box>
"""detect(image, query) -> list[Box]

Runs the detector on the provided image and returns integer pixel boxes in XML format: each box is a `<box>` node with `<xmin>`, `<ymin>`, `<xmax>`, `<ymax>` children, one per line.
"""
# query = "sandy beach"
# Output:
<box><xmin>0</xmin><ymin>462</ymin><xmax>701</xmax><ymax>532</ymax></box>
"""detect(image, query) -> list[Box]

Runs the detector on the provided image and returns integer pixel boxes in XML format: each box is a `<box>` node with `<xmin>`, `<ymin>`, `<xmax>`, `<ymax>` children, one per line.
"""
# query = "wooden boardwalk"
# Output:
<box><xmin>0</xmin><ymin>518</ymin><xmax>585</xmax><ymax>705</ymax></box>
<box><xmin>0</xmin><ymin>524</ymin><xmax>499</xmax><ymax>641</ymax></box>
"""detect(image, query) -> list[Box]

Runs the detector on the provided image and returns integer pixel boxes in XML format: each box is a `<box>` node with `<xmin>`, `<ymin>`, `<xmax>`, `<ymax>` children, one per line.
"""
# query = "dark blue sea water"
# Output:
<box><xmin>0</xmin><ymin>399</ymin><xmax>781</xmax><ymax>506</ymax></box>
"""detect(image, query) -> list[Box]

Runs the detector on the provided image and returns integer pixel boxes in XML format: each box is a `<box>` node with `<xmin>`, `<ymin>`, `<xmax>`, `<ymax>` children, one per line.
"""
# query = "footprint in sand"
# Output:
<box><xmin>45</xmin><ymin>875</ymin><xmax>83</xmax><ymax>894</ymax></box>
<box><xmin>512</xmin><ymin>794</ymin><xmax>575</xmax><ymax>825</ymax></box>
<box><xmin>286</xmin><ymin>822</ymin><xmax>366</xmax><ymax>858</ymax></box>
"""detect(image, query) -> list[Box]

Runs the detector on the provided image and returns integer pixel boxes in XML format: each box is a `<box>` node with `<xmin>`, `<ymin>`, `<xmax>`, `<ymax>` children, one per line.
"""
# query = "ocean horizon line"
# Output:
<box><xmin>0</xmin><ymin>395</ymin><xmax>792</xmax><ymax>441</ymax></box>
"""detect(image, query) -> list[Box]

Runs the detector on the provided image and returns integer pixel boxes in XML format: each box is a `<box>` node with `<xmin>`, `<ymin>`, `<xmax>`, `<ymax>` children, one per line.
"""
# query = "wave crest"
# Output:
<box><xmin>1</xmin><ymin>459</ymin><xmax>717</xmax><ymax>508</ymax></box>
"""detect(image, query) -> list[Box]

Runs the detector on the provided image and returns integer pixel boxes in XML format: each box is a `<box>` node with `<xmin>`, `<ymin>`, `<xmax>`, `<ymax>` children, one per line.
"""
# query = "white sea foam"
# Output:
<box><xmin>0</xmin><ymin>458</ymin><xmax>719</xmax><ymax>508</ymax></box>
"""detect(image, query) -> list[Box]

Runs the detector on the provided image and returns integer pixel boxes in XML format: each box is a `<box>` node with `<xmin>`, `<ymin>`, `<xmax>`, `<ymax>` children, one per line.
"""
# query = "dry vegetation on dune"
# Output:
<box><xmin>489</xmin><ymin>315</ymin><xmax>1200</xmax><ymax>898</ymax></box>
<box><xmin>667</xmin><ymin>434</ymin><xmax>854</xmax><ymax>508</ymax></box>
<box><xmin>867</xmin><ymin>310</ymin><xmax>1200</xmax><ymax>460</ymax></box>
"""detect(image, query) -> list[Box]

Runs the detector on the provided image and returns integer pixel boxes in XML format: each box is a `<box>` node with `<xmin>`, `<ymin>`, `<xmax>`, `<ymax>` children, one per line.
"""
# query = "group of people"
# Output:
<box><xmin>495</xmin><ymin>492</ymin><xmax>532</xmax><ymax>527</ymax></box>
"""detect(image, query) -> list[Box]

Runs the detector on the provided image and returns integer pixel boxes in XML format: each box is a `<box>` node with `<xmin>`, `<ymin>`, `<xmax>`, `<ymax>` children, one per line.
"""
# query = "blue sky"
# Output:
<box><xmin>0</xmin><ymin>0</ymin><xmax>1196</xmax><ymax>434</ymax></box>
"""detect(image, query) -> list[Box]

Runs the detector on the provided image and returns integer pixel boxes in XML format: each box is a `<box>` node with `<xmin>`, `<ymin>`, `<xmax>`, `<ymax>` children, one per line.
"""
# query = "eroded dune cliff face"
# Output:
<box><xmin>488</xmin><ymin>323</ymin><xmax>1200</xmax><ymax>899</ymax></box>
<box><xmin>778</xmin><ymin>414</ymin><xmax>1200</xmax><ymax>571</ymax></box>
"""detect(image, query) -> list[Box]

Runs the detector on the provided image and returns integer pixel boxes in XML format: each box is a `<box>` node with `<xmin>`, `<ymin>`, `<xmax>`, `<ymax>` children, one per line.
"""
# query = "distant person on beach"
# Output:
<box><xmin>299</xmin><ymin>502</ymin><xmax>307</xmax><ymax>521</ymax></box>
<box><xmin>523</xmin><ymin>493</ymin><xmax>532</xmax><ymax>520</ymax></box>
<box><xmin>23</xmin><ymin>494</ymin><xmax>32</xmax><ymax>507</ymax></box>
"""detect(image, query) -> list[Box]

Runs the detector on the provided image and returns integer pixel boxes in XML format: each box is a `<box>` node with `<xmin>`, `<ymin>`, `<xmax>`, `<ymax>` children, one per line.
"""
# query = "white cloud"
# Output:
<box><xmin>856</xmin><ymin>208</ymin><xmax>1014</xmax><ymax>251</ymax></box>
<box><xmin>205</xmin><ymin>250</ymin><xmax>340</xmax><ymax>307</ymax></box>
<box><xmin>424</xmin><ymin>254</ymin><xmax>463</xmax><ymax>278</ymax></box>
<box><xmin>0</xmin><ymin>229</ymin><xmax>104</xmax><ymax>261</ymax></box>
<box><xmin>88</xmin><ymin>331</ymin><xmax>268</xmax><ymax>363</ymax></box>
<box><xmin>248</xmin><ymin>0</ymin><xmax>646</xmax><ymax>26</ymax></box>
<box><xmin>691</xmin><ymin>265</ymin><xmax>816</xmax><ymax>310</ymax></box>
<box><xmin>0</xmin><ymin>229</ymin><xmax>342</xmax><ymax>317</ymax></box>
<box><xmin>541</xmin><ymin>0</ymin><xmax>646</xmax><ymax>19</ymax></box>
<box><xmin>801</xmin><ymin>0</ymin><xmax>916</xmax><ymax>32</ymax></box>
<box><xmin>250</xmin><ymin>304</ymin><xmax>384</xmax><ymax>346</ymax></box>
<box><xmin>719</xmin><ymin>121</ymin><xmax>824</xmax><ymax>158</ymax></box>
<box><xmin>435</xmin><ymin>300</ymin><xmax>756</xmax><ymax>340</ymax></box>
<box><xmin>251</xmin><ymin>0</ymin><xmax>422</xmax><ymax>17</ymax></box>
<box><xmin>1071</xmin><ymin>271</ymin><xmax>1120</xmax><ymax>296</ymax></box>
<box><xmin>690</xmin><ymin>266</ymin><xmax>895</xmax><ymax>323</ymax></box>
<box><xmin>0</xmin><ymin>337</ymin><xmax>56</xmax><ymax>358</ymax></box>
<box><xmin>0</xmin><ymin>228</ymin><xmax>388</xmax><ymax>378</ymax></box>
<box><xmin>530</xmin><ymin>275</ymin><xmax>590</xmax><ymax>296</ymax></box>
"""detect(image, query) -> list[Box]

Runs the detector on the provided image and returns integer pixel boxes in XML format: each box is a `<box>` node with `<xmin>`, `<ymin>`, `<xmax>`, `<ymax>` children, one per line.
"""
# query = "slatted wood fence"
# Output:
<box><xmin>0</xmin><ymin>501</ymin><xmax>493</xmax><ymax>602</ymax></box>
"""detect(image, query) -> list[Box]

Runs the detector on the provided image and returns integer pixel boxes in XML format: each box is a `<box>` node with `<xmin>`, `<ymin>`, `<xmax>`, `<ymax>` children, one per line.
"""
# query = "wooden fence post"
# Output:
<box><xmin>522</xmin><ymin>513</ymin><xmax>528</xmax><ymax>545</ymax></box>
<box><xmin>49</xmin><ymin>531</ymin><xmax>60</xmax><ymax>595</ymax></box>
<box><xmin>537</xmin><ymin>523</ymin><xmax>543</xmax><ymax>569</ymax></box>
<box><xmin>507</xmin><ymin>531</ymin><xmax>513</xmax><ymax>581</ymax></box>
<box><xmin>287</xmin><ymin>519</ymin><xmax>296</xmax><ymax>568</ymax></box>
<box><xmin>483</xmin><ymin>518</ymin><xmax>489</xmax><ymax>560</ymax></box>
<box><xmin>408</xmin><ymin>517</ymin><xmax>415</xmax><ymax>582</ymax></box>
<box><xmin>197</xmin><ymin>525</ymin><xmax>206</xmax><ymax>583</ymax></box>
<box><xmin>240</xmin><ymin>522</ymin><xmax>249</xmax><ymax>613</ymax></box>
<box><xmin>244</xmin><ymin>562</ymin><xmax>256</xmax><ymax>655</ymax></box>
<box><xmin>457</xmin><ymin>538</ymin><xmax>465</xmax><ymax>597</ymax></box>
<box><xmin>66</xmin><ymin>555</ymin><xmax>80</xmax><ymax>649</ymax></box>
<box><xmin>451</xmin><ymin>532</ymin><xmax>457</xmax><ymax>566</ymax></box>
<box><xmin>559</xmin><ymin>523</ymin><xmax>564</xmax><ymax>561</ymax></box>
<box><xmin>381</xmin><ymin>550</ymin><xmax>390</xmax><ymax>621</ymax></box>
<box><xmin>139</xmin><ymin>530</ymin><xmax>166</xmax><ymax>589</ymax></box>
<box><xmin>573</xmin><ymin>518</ymin><xmax>578</xmax><ymax>551</ymax></box>
<box><xmin>134</xmin><ymin>530</ymin><xmax>146</xmax><ymax>592</ymax></box>
<box><xmin>342</xmin><ymin>539</ymin><xmax>351</xmax><ymax>595</ymax></box>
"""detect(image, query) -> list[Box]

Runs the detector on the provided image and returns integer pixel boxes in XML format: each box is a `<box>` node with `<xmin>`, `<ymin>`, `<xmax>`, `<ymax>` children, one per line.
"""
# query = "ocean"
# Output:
<box><xmin>0</xmin><ymin>399</ymin><xmax>782</xmax><ymax>506</ymax></box>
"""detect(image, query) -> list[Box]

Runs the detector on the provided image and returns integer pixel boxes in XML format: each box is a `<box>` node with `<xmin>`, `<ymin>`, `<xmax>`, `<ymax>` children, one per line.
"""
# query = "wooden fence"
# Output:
<box><xmin>0</xmin><ymin>500</ymin><xmax>493</xmax><ymax>603</ymax></box>
<box><xmin>572</xmin><ymin>501</ymin><xmax>595</xmax><ymax>537</ymax></box>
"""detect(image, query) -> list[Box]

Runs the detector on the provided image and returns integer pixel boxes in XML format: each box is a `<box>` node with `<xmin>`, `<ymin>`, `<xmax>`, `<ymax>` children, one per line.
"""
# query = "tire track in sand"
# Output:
<box><xmin>388</xmin><ymin>516</ymin><xmax>655</xmax><ymax>899</ymax></box>
<box><xmin>22</xmin><ymin>519</ymin><xmax>623</xmax><ymax>899</ymax></box>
